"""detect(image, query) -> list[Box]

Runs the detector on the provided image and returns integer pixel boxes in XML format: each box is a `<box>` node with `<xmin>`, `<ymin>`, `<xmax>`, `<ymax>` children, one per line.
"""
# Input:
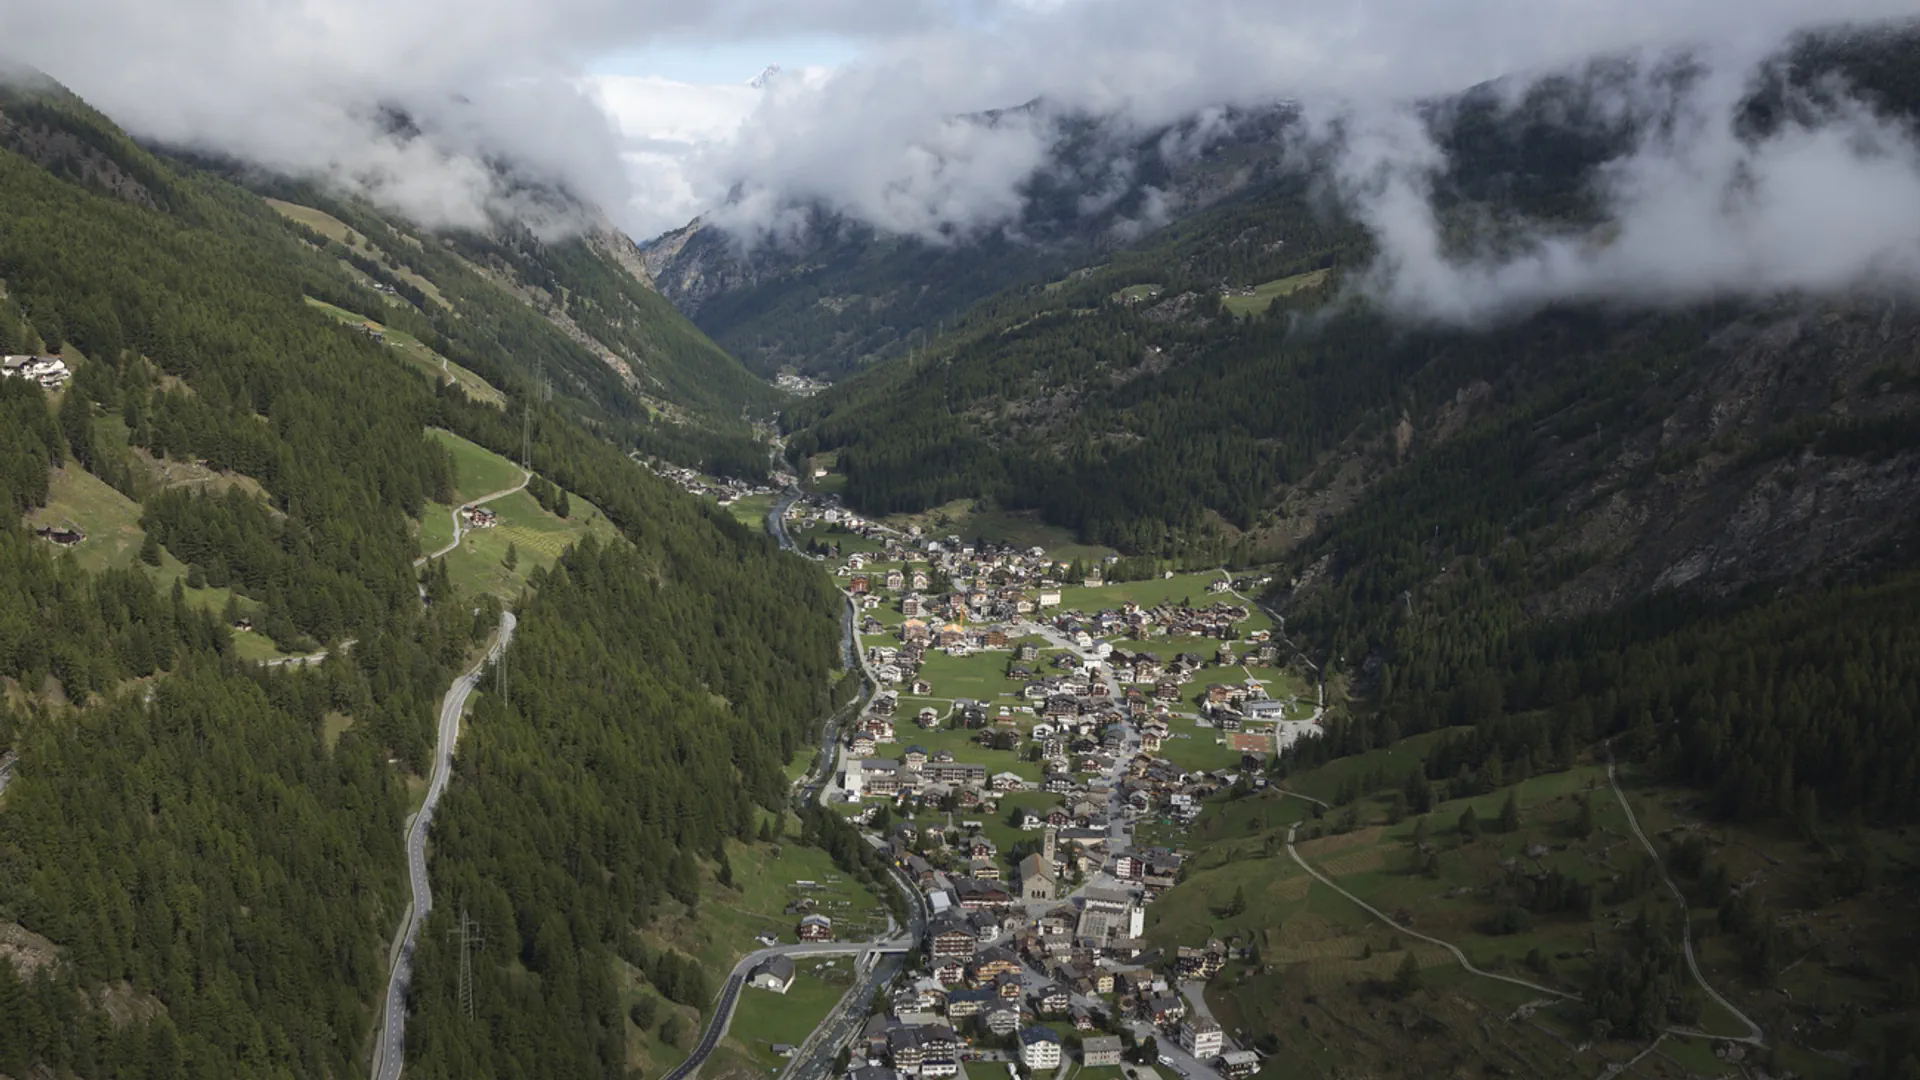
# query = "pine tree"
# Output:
<box><xmin>1458</xmin><ymin>805</ymin><xmax>1481</xmax><ymax>842</ymax></box>
<box><xmin>1393</xmin><ymin>952</ymin><xmax>1421</xmax><ymax>998</ymax></box>
<box><xmin>1499</xmin><ymin>789</ymin><xmax>1521</xmax><ymax>833</ymax></box>
<box><xmin>503</xmin><ymin>542</ymin><xmax>519</xmax><ymax>570</ymax></box>
<box><xmin>139</xmin><ymin>531</ymin><xmax>161</xmax><ymax>567</ymax></box>
<box><xmin>1574</xmin><ymin>794</ymin><xmax>1596</xmax><ymax>839</ymax></box>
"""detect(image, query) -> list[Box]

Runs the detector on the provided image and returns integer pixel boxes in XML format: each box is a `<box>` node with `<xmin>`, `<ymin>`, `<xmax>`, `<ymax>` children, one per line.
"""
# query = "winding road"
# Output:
<box><xmin>1282</xmin><ymin>817</ymin><xmax>1577</xmax><ymax>1000</ymax></box>
<box><xmin>417</xmin><ymin>471</ymin><xmax>533</xmax><ymax>566</ymax></box>
<box><xmin>1604</xmin><ymin>741</ymin><xmax>1765</xmax><ymax>1046</ymax></box>
<box><xmin>371</xmin><ymin>609</ymin><xmax>518</xmax><ymax>1080</ymax></box>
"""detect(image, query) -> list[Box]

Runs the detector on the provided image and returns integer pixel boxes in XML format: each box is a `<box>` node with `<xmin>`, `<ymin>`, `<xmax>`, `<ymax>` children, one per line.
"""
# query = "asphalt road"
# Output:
<box><xmin>662</xmin><ymin>938</ymin><xmax>918</xmax><ymax>1080</ymax></box>
<box><xmin>371</xmin><ymin>610</ymin><xmax>518</xmax><ymax>1080</ymax></box>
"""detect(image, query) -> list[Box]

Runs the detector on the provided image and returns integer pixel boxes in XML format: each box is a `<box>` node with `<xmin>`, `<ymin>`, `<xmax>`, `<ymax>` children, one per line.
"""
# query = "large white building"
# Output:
<box><xmin>1180</xmin><ymin>1017</ymin><xmax>1224</xmax><ymax>1060</ymax></box>
<box><xmin>1019</xmin><ymin>1027</ymin><xmax>1062</xmax><ymax>1070</ymax></box>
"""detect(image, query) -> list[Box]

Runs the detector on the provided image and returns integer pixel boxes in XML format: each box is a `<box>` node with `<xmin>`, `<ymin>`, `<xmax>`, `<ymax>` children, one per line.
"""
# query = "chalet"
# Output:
<box><xmin>748</xmin><ymin>954</ymin><xmax>796</xmax><ymax>993</ymax></box>
<box><xmin>985</xmin><ymin>1005</ymin><xmax>1024</xmax><ymax>1037</ymax></box>
<box><xmin>850</xmin><ymin>575</ymin><xmax>872</xmax><ymax>595</ymax></box>
<box><xmin>902</xmin><ymin>595</ymin><xmax>925</xmax><ymax>617</ymax></box>
<box><xmin>953</xmin><ymin>878</ymin><xmax>1014</xmax><ymax>911</ymax></box>
<box><xmin>928</xmin><ymin>916</ymin><xmax>979</xmax><ymax>959</ymax></box>
<box><xmin>971</xmin><ymin>947</ymin><xmax>1022</xmax><ymax>981</ymax></box>
<box><xmin>1</xmin><ymin>355</ymin><xmax>71</xmax><ymax>390</ymax></box>
<box><xmin>946</xmin><ymin>987</ymin><xmax>996</xmax><ymax>1018</ymax></box>
<box><xmin>934</xmin><ymin>959</ymin><xmax>972</xmax><ymax>986</ymax></box>
<box><xmin>903</xmin><ymin>746</ymin><xmax>929</xmax><ymax>771</ymax></box>
<box><xmin>1177</xmin><ymin>942</ymin><xmax>1229</xmax><ymax>981</ymax></box>
<box><xmin>1145</xmin><ymin>994</ymin><xmax>1188</xmax><ymax>1026</ymax></box>
<box><xmin>797</xmin><ymin>914</ymin><xmax>833</xmax><ymax>941</ymax></box>
<box><xmin>34</xmin><ymin>525</ymin><xmax>84</xmax><ymax>547</ymax></box>
<box><xmin>1035</xmin><ymin>984</ymin><xmax>1071</xmax><ymax>1015</ymax></box>
<box><xmin>990</xmin><ymin>771</ymin><xmax>1026</xmax><ymax>792</ymax></box>
<box><xmin>886</xmin><ymin>569</ymin><xmax>906</xmax><ymax>590</ymax></box>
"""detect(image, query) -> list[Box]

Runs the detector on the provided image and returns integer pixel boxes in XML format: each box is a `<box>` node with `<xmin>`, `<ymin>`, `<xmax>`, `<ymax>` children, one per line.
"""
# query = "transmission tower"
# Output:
<box><xmin>445</xmin><ymin>906</ymin><xmax>484</xmax><ymax>1021</ymax></box>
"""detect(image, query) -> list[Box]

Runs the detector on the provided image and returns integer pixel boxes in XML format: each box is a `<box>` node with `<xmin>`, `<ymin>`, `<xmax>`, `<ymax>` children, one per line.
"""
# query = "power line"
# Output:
<box><xmin>445</xmin><ymin>906</ymin><xmax>484</xmax><ymax>1021</ymax></box>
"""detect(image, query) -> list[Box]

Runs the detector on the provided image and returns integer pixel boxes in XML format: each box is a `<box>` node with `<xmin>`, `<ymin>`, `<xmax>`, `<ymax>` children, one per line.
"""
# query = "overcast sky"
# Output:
<box><xmin>6</xmin><ymin>0</ymin><xmax>1919</xmax><ymax>317</ymax></box>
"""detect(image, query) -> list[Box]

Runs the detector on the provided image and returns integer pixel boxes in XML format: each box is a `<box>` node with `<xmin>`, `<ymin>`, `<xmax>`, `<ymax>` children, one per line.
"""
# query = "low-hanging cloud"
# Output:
<box><xmin>6</xmin><ymin>0</ymin><xmax>1920</xmax><ymax>316</ymax></box>
<box><xmin>1316</xmin><ymin>40</ymin><xmax>1920</xmax><ymax>323</ymax></box>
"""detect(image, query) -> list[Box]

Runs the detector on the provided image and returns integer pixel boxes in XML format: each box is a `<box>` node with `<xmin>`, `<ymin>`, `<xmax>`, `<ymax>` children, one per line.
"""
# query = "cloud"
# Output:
<box><xmin>5</xmin><ymin>0</ymin><xmax>1920</xmax><ymax>315</ymax></box>
<box><xmin>1311</xmin><ymin>39</ymin><xmax>1920</xmax><ymax>323</ymax></box>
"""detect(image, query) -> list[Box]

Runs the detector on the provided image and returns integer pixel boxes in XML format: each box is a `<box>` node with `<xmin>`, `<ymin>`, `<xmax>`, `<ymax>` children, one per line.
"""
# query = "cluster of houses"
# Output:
<box><xmin>765</xmin><ymin>495</ymin><xmax>1288</xmax><ymax>1079</ymax></box>
<box><xmin>636</xmin><ymin>459</ymin><xmax>778</xmax><ymax>507</ymax></box>
<box><xmin>776</xmin><ymin>372</ymin><xmax>832</xmax><ymax>397</ymax></box>
<box><xmin>825</xmin><ymin>870</ymin><xmax>1266</xmax><ymax>1080</ymax></box>
<box><xmin>1</xmin><ymin>355</ymin><xmax>71</xmax><ymax>391</ymax></box>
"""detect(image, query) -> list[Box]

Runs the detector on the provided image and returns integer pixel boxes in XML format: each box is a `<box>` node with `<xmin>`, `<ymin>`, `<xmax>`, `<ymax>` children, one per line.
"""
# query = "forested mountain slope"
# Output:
<box><xmin>0</xmin><ymin>74</ymin><xmax>841</xmax><ymax>1080</ymax></box>
<box><xmin>784</xmin><ymin>24</ymin><xmax>1920</xmax><ymax>571</ymax></box>
<box><xmin>643</xmin><ymin>104</ymin><xmax>1306</xmax><ymax>379</ymax></box>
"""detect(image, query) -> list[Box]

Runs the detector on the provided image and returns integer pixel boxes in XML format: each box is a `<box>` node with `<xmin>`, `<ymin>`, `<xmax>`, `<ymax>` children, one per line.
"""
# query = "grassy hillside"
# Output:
<box><xmin>306</xmin><ymin>298</ymin><xmax>505</xmax><ymax>407</ymax></box>
<box><xmin>428</xmin><ymin>428</ymin><xmax>526</xmax><ymax>504</ymax></box>
<box><xmin>249</xmin><ymin>177</ymin><xmax>780</xmax><ymax>478</ymax></box>
<box><xmin>1156</xmin><ymin>733</ymin><xmax>1920</xmax><ymax>1079</ymax></box>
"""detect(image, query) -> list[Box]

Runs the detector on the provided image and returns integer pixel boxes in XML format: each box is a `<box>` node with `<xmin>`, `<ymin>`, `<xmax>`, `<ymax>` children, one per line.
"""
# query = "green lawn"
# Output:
<box><xmin>1110</xmin><ymin>284</ymin><xmax>1164</xmax><ymax>304</ymax></box>
<box><xmin>1057</xmin><ymin>572</ymin><xmax>1237</xmax><ymax>614</ymax></box>
<box><xmin>417</xmin><ymin>502</ymin><xmax>456</xmax><ymax>558</ymax></box>
<box><xmin>879</xmin><ymin>500</ymin><xmax>1117</xmax><ymax>563</ymax></box>
<box><xmin>428</xmin><ymin>428</ymin><xmax>525</xmax><ymax>503</ymax></box>
<box><xmin>916</xmin><ymin>648</ymin><xmax>1023</xmax><ymax>702</ymax></box>
<box><xmin>26</xmin><ymin>465</ymin><xmax>279</xmax><ymax>648</ymax></box>
<box><xmin>273</xmin><ymin>203</ymin><xmax>451</xmax><ymax>309</ymax></box>
<box><xmin>440</xmin><ymin>488</ymin><xmax>620</xmax><ymax>600</ymax></box>
<box><xmin>266</xmin><ymin>198</ymin><xmax>358</xmax><ymax>244</ymax></box>
<box><xmin>890</xmin><ymin>714</ymin><xmax>1045</xmax><ymax>784</ymax></box>
<box><xmin>796</xmin><ymin>522</ymin><xmax>890</xmax><ymax>557</ymax></box>
<box><xmin>978</xmin><ymin>790</ymin><xmax>1066</xmax><ymax>861</ymax></box>
<box><xmin>727</xmin><ymin>493</ymin><xmax>775</xmax><ymax>534</ymax></box>
<box><xmin>1154</xmin><ymin>728</ymin><xmax>1252</xmax><ymax>774</ymax></box>
<box><xmin>725</xmin><ymin>968</ymin><xmax>855</xmax><ymax>1069</ymax></box>
<box><xmin>26</xmin><ymin>464</ymin><xmax>147</xmax><ymax>574</ymax></box>
<box><xmin>1219</xmin><ymin>269</ymin><xmax>1330</xmax><ymax>317</ymax></box>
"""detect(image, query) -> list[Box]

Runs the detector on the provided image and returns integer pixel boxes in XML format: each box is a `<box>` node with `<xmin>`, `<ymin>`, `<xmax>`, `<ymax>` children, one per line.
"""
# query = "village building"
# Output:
<box><xmin>1018</xmin><ymin>1027</ymin><xmax>1063</xmax><ymax>1070</ymax></box>
<box><xmin>1180</xmin><ymin>1017</ymin><xmax>1224</xmax><ymax>1059</ymax></box>
<box><xmin>1081</xmin><ymin>1036</ymin><xmax>1123</xmax><ymax>1068</ymax></box>
<box><xmin>748</xmin><ymin>954</ymin><xmax>795</xmax><ymax>993</ymax></box>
